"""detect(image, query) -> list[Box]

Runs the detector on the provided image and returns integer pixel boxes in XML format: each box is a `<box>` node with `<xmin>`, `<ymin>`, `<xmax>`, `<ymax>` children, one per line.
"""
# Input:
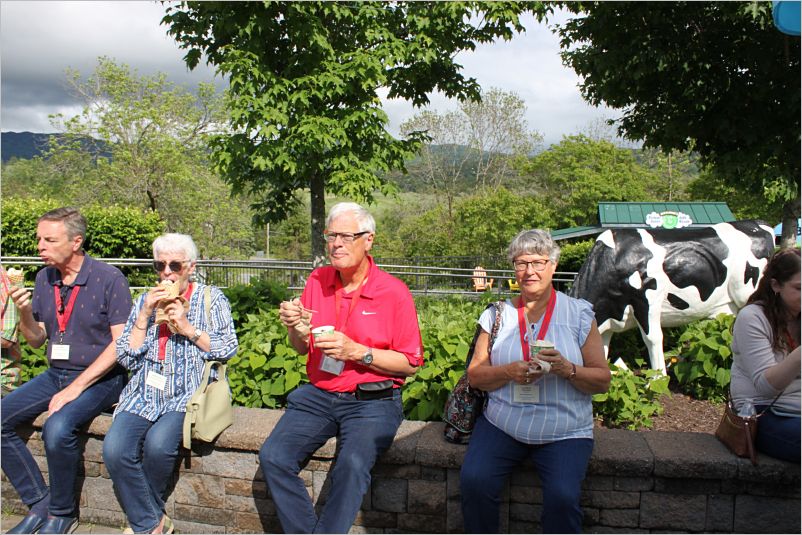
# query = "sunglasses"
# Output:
<box><xmin>152</xmin><ymin>260</ymin><xmax>190</xmax><ymax>272</ymax></box>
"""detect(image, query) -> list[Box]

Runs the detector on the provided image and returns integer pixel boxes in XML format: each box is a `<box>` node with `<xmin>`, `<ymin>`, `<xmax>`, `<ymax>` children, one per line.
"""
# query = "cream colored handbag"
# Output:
<box><xmin>182</xmin><ymin>286</ymin><xmax>233</xmax><ymax>448</ymax></box>
<box><xmin>182</xmin><ymin>359</ymin><xmax>233</xmax><ymax>448</ymax></box>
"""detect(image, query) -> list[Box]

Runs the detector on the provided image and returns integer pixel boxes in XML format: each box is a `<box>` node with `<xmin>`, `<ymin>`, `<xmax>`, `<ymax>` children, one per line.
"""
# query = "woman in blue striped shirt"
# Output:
<box><xmin>460</xmin><ymin>229</ymin><xmax>610</xmax><ymax>534</ymax></box>
<box><xmin>103</xmin><ymin>233</ymin><xmax>238</xmax><ymax>534</ymax></box>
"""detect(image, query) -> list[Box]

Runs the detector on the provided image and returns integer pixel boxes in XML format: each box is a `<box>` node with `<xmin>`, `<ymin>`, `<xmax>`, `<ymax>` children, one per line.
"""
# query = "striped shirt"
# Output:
<box><xmin>114</xmin><ymin>283</ymin><xmax>238</xmax><ymax>421</ymax></box>
<box><xmin>480</xmin><ymin>291</ymin><xmax>595</xmax><ymax>444</ymax></box>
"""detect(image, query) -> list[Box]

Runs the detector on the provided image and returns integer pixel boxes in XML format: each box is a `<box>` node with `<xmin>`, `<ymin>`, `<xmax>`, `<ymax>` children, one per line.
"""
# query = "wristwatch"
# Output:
<box><xmin>361</xmin><ymin>348</ymin><xmax>374</xmax><ymax>366</ymax></box>
<box><xmin>190</xmin><ymin>328</ymin><xmax>203</xmax><ymax>344</ymax></box>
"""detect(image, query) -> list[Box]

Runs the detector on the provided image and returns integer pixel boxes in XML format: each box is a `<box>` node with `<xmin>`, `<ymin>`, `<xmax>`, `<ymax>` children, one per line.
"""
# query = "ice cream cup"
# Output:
<box><xmin>530</xmin><ymin>339</ymin><xmax>554</xmax><ymax>373</ymax></box>
<box><xmin>312</xmin><ymin>325</ymin><xmax>335</xmax><ymax>341</ymax></box>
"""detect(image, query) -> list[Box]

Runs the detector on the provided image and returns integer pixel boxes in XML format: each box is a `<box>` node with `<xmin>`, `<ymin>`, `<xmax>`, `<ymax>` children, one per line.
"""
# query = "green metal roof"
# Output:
<box><xmin>598</xmin><ymin>202</ymin><xmax>734</xmax><ymax>227</ymax></box>
<box><xmin>550</xmin><ymin>226</ymin><xmax>600</xmax><ymax>240</ymax></box>
<box><xmin>551</xmin><ymin>202</ymin><xmax>736</xmax><ymax>241</ymax></box>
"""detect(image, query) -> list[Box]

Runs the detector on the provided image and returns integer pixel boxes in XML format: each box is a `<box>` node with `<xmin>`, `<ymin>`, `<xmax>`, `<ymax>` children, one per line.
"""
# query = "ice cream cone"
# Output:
<box><xmin>6</xmin><ymin>268</ymin><xmax>24</xmax><ymax>288</ymax></box>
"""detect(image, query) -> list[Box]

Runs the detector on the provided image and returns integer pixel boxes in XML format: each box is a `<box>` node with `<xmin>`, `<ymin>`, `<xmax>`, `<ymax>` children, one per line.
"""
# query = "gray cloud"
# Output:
<box><xmin>1</xmin><ymin>2</ymin><xmax>617</xmax><ymax>147</ymax></box>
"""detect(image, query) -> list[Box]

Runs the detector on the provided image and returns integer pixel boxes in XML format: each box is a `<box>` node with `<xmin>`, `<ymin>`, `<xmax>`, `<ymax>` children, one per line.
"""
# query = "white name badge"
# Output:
<box><xmin>513</xmin><ymin>383</ymin><xmax>540</xmax><ymax>404</ymax></box>
<box><xmin>145</xmin><ymin>370</ymin><xmax>167</xmax><ymax>391</ymax></box>
<box><xmin>319</xmin><ymin>355</ymin><xmax>345</xmax><ymax>376</ymax></box>
<box><xmin>51</xmin><ymin>344</ymin><xmax>70</xmax><ymax>360</ymax></box>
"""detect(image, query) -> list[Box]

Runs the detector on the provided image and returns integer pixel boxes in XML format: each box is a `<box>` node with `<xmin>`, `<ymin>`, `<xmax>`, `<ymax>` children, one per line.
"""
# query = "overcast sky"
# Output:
<box><xmin>0</xmin><ymin>1</ymin><xmax>619</xmax><ymax>148</ymax></box>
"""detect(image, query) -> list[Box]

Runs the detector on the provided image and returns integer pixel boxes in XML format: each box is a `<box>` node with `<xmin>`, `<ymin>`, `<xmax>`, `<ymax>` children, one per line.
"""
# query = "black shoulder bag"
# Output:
<box><xmin>443</xmin><ymin>300</ymin><xmax>505</xmax><ymax>444</ymax></box>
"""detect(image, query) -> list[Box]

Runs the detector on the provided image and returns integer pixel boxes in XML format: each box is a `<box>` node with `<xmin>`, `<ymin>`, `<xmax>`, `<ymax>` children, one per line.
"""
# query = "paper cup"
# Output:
<box><xmin>312</xmin><ymin>325</ymin><xmax>335</xmax><ymax>341</ymax></box>
<box><xmin>530</xmin><ymin>339</ymin><xmax>554</xmax><ymax>373</ymax></box>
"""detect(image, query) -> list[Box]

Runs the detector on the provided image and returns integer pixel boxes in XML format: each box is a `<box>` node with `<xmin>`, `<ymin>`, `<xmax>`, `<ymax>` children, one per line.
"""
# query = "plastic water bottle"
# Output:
<box><xmin>738</xmin><ymin>399</ymin><xmax>756</xmax><ymax>418</ymax></box>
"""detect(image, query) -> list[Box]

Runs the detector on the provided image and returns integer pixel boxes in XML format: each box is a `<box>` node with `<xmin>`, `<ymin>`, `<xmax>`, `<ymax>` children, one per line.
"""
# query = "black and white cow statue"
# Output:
<box><xmin>569</xmin><ymin>220</ymin><xmax>775</xmax><ymax>374</ymax></box>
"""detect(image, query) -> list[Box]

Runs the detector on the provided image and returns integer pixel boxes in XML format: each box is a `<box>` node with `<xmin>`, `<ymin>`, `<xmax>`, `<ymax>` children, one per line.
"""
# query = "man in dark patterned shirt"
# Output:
<box><xmin>2</xmin><ymin>207</ymin><xmax>131</xmax><ymax>534</ymax></box>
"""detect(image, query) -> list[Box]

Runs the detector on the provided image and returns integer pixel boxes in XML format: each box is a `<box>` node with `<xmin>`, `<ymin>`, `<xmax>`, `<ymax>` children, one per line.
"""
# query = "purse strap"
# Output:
<box><xmin>465</xmin><ymin>300</ymin><xmax>504</xmax><ymax>368</ymax></box>
<box><xmin>728</xmin><ymin>389</ymin><xmax>785</xmax><ymax>419</ymax></box>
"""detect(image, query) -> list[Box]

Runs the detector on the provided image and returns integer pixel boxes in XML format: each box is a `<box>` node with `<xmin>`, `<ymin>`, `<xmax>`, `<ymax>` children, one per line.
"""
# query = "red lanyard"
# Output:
<box><xmin>158</xmin><ymin>282</ymin><xmax>193</xmax><ymax>360</ymax></box>
<box><xmin>54</xmin><ymin>285</ymin><xmax>81</xmax><ymax>338</ymax></box>
<box><xmin>333</xmin><ymin>276</ymin><xmax>367</xmax><ymax>332</ymax></box>
<box><xmin>517</xmin><ymin>288</ymin><xmax>556</xmax><ymax>361</ymax></box>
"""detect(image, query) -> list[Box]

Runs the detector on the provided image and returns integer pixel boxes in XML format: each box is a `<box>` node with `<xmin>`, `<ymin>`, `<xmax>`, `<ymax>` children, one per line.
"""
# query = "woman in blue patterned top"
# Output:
<box><xmin>103</xmin><ymin>233</ymin><xmax>238</xmax><ymax>534</ymax></box>
<box><xmin>460</xmin><ymin>229</ymin><xmax>610</xmax><ymax>534</ymax></box>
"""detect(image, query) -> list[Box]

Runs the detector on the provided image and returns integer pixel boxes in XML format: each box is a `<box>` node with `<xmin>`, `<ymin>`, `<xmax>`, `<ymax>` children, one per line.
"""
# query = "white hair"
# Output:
<box><xmin>507</xmin><ymin>229</ymin><xmax>560</xmax><ymax>264</ymax></box>
<box><xmin>326</xmin><ymin>202</ymin><xmax>376</xmax><ymax>233</ymax></box>
<box><xmin>152</xmin><ymin>233</ymin><xmax>198</xmax><ymax>263</ymax></box>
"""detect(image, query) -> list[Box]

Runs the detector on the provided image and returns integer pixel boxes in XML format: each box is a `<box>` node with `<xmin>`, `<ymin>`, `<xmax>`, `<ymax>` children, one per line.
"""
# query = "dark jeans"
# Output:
<box><xmin>460</xmin><ymin>414</ymin><xmax>594</xmax><ymax>534</ymax></box>
<box><xmin>756</xmin><ymin>405</ymin><xmax>800</xmax><ymax>463</ymax></box>
<box><xmin>259</xmin><ymin>383</ymin><xmax>403</xmax><ymax>533</ymax></box>
<box><xmin>103</xmin><ymin>410</ymin><xmax>184</xmax><ymax>533</ymax></box>
<box><xmin>1</xmin><ymin>366</ymin><xmax>126</xmax><ymax>516</ymax></box>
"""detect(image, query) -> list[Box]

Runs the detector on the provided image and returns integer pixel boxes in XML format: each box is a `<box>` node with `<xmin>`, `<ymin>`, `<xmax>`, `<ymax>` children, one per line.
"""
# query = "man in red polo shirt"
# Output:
<box><xmin>261</xmin><ymin>202</ymin><xmax>423</xmax><ymax>534</ymax></box>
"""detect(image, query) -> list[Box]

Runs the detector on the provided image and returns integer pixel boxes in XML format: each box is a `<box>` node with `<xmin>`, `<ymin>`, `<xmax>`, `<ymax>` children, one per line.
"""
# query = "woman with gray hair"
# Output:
<box><xmin>460</xmin><ymin>229</ymin><xmax>610</xmax><ymax>533</ymax></box>
<box><xmin>103</xmin><ymin>233</ymin><xmax>238</xmax><ymax>534</ymax></box>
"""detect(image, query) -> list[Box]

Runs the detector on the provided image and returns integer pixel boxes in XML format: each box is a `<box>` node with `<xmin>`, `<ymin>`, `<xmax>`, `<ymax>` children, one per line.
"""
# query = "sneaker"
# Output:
<box><xmin>38</xmin><ymin>515</ymin><xmax>78</xmax><ymax>534</ymax></box>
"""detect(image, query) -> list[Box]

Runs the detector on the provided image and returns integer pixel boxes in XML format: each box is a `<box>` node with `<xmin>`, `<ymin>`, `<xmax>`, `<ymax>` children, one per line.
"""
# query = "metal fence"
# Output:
<box><xmin>1</xmin><ymin>256</ymin><xmax>578</xmax><ymax>297</ymax></box>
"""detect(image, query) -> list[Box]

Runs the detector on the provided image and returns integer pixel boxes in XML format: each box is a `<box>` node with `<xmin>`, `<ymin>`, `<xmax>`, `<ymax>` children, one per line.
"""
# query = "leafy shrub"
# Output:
<box><xmin>558</xmin><ymin>239</ymin><xmax>595</xmax><ymax>273</ymax></box>
<box><xmin>223</xmin><ymin>277</ymin><xmax>291</xmax><ymax>325</ymax></box>
<box><xmin>666</xmin><ymin>314</ymin><xmax>734</xmax><ymax>402</ymax></box>
<box><xmin>403</xmin><ymin>298</ymin><xmax>486</xmax><ymax>420</ymax></box>
<box><xmin>226</xmin><ymin>310</ymin><xmax>307</xmax><ymax>408</ymax></box>
<box><xmin>1</xmin><ymin>197</ymin><xmax>164</xmax><ymax>287</ymax></box>
<box><xmin>592</xmin><ymin>362</ymin><xmax>670</xmax><ymax>429</ymax></box>
<box><xmin>18</xmin><ymin>338</ymin><xmax>48</xmax><ymax>383</ymax></box>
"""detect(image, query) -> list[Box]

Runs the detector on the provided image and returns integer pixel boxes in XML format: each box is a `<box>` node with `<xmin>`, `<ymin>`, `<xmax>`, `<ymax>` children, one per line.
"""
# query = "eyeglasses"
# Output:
<box><xmin>513</xmin><ymin>259</ymin><xmax>551</xmax><ymax>272</ymax></box>
<box><xmin>153</xmin><ymin>260</ymin><xmax>190</xmax><ymax>272</ymax></box>
<box><xmin>323</xmin><ymin>231</ymin><xmax>370</xmax><ymax>244</ymax></box>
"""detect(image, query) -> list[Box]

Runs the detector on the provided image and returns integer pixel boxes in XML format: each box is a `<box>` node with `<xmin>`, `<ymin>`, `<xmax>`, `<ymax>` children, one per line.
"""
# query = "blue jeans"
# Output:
<box><xmin>755</xmin><ymin>405</ymin><xmax>800</xmax><ymax>463</ymax></box>
<box><xmin>260</xmin><ymin>384</ymin><xmax>403</xmax><ymax>534</ymax></box>
<box><xmin>1</xmin><ymin>366</ymin><xmax>126</xmax><ymax>516</ymax></box>
<box><xmin>103</xmin><ymin>410</ymin><xmax>184</xmax><ymax>533</ymax></box>
<box><xmin>460</xmin><ymin>414</ymin><xmax>594</xmax><ymax>534</ymax></box>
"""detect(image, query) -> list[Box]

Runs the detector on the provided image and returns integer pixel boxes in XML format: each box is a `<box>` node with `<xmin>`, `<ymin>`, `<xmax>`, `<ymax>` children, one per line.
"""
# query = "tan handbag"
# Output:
<box><xmin>182</xmin><ymin>286</ymin><xmax>233</xmax><ymax>448</ymax></box>
<box><xmin>182</xmin><ymin>359</ymin><xmax>233</xmax><ymax>448</ymax></box>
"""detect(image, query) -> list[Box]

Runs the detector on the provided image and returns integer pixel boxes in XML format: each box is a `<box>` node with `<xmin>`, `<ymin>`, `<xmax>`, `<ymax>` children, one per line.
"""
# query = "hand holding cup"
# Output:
<box><xmin>529</xmin><ymin>339</ymin><xmax>554</xmax><ymax>374</ymax></box>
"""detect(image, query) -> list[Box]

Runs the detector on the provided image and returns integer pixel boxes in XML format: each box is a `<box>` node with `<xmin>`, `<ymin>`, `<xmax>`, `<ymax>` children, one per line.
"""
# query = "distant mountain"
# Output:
<box><xmin>1</xmin><ymin>131</ymin><xmax>55</xmax><ymax>162</ymax></box>
<box><xmin>1</xmin><ymin>131</ymin><xmax>111</xmax><ymax>163</ymax></box>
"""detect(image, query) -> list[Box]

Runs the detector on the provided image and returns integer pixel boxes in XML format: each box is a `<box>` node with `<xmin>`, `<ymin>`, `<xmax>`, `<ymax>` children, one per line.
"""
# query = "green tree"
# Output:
<box><xmin>396</xmin><ymin>187</ymin><xmax>556</xmax><ymax>258</ymax></box>
<box><xmin>163</xmin><ymin>1</ymin><xmax>546</xmax><ymax>260</ymax></box>
<box><xmin>23</xmin><ymin>57</ymin><xmax>258</xmax><ymax>258</ymax></box>
<box><xmin>556</xmin><ymin>1</ymin><xmax>800</xmax><ymax>247</ymax></box>
<box><xmin>400</xmin><ymin>88</ymin><xmax>543</xmax><ymax>216</ymax></box>
<box><xmin>517</xmin><ymin>135</ymin><xmax>663</xmax><ymax>228</ymax></box>
<box><xmin>1</xmin><ymin>198</ymin><xmax>163</xmax><ymax>286</ymax></box>
<box><xmin>686</xmin><ymin>167</ymin><xmax>784</xmax><ymax>223</ymax></box>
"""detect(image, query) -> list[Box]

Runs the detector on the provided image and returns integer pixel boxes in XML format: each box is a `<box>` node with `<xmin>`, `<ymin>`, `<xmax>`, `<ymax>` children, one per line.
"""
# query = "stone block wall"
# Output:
<box><xmin>2</xmin><ymin>407</ymin><xmax>799</xmax><ymax>533</ymax></box>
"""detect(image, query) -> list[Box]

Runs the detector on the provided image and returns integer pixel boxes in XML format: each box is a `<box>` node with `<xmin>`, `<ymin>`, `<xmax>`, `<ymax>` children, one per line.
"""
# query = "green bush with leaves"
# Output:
<box><xmin>403</xmin><ymin>298</ymin><xmax>486</xmax><ymax>420</ymax></box>
<box><xmin>557</xmin><ymin>239</ymin><xmax>595</xmax><ymax>273</ymax></box>
<box><xmin>17</xmin><ymin>340</ymin><xmax>48</xmax><ymax>384</ymax></box>
<box><xmin>666</xmin><ymin>313</ymin><xmax>735</xmax><ymax>402</ymax></box>
<box><xmin>1</xmin><ymin>197</ymin><xmax>164</xmax><ymax>287</ymax></box>
<box><xmin>223</xmin><ymin>277</ymin><xmax>291</xmax><ymax>325</ymax></box>
<box><xmin>226</xmin><ymin>310</ymin><xmax>307</xmax><ymax>408</ymax></box>
<box><xmin>592</xmin><ymin>363</ymin><xmax>670</xmax><ymax>430</ymax></box>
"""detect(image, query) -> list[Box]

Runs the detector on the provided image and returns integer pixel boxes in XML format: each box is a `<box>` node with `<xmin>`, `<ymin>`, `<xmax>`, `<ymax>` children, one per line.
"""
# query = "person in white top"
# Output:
<box><xmin>730</xmin><ymin>247</ymin><xmax>800</xmax><ymax>463</ymax></box>
<box><xmin>460</xmin><ymin>229</ymin><xmax>611</xmax><ymax>534</ymax></box>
